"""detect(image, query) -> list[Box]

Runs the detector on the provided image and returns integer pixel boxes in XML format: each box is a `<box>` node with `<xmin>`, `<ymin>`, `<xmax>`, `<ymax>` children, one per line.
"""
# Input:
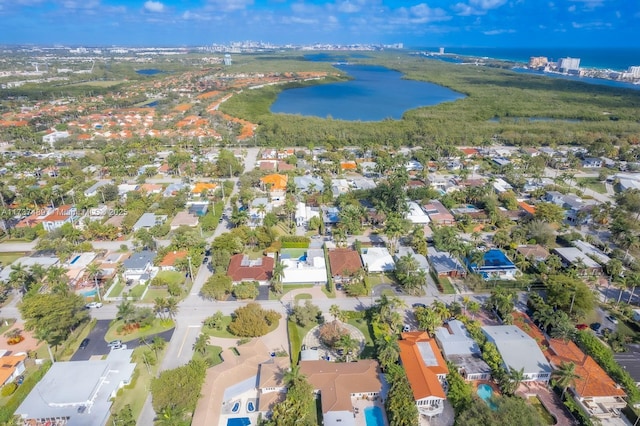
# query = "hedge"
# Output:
<box><xmin>280</xmin><ymin>236</ymin><xmax>310</xmax><ymax>248</ymax></box>
<box><xmin>0</xmin><ymin>361</ymin><xmax>52</xmax><ymax>422</ymax></box>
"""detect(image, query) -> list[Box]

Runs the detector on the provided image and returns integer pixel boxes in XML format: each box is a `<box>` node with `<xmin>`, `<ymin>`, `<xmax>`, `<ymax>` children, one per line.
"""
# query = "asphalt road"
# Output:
<box><xmin>71</xmin><ymin>319</ymin><xmax>111</xmax><ymax>361</ymax></box>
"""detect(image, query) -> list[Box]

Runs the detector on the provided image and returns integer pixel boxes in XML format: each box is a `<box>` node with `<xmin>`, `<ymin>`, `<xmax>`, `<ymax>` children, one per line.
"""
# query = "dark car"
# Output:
<box><xmin>202</xmin><ymin>257</ymin><xmax>210</xmax><ymax>265</ymax></box>
<box><xmin>79</xmin><ymin>338</ymin><xmax>90</xmax><ymax>349</ymax></box>
<box><xmin>590</xmin><ymin>322</ymin><xmax>602</xmax><ymax>332</ymax></box>
<box><xmin>412</xmin><ymin>303</ymin><xmax>427</xmax><ymax>309</ymax></box>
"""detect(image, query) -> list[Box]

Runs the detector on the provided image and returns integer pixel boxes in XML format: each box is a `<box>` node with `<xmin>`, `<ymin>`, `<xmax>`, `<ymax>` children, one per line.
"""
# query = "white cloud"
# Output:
<box><xmin>571</xmin><ymin>20</ymin><xmax>611</xmax><ymax>28</ymax></box>
<box><xmin>144</xmin><ymin>1</ymin><xmax>165</xmax><ymax>13</ymax></box>
<box><xmin>337</xmin><ymin>0</ymin><xmax>361</xmax><ymax>13</ymax></box>
<box><xmin>615</xmin><ymin>10</ymin><xmax>621</xmax><ymax>18</ymax></box>
<box><xmin>61</xmin><ymin>0</ymin><xmax>99</xmax><ymax>9</ymax></box>
<box><xmin>409</xmin><ymin>3</ymin><xmax>450</xmax><ymax>23</ymax></box>
<box><xmin>182</xmin><ymin>10</ymin><xmax>211</xmax><ymax>20</ymax></box>
<box><xmin>483</xmin><ymin>28</ymin><xmax>515</xmax><ymax>35</ymax></box>
<box><xmin>206</xmin><ymin>0</ymin><xmax>253</xmax><ymax>12</ymax></box>
<box><xmin>568</xmin><ymin>5</ymin><xmax>576</xmax><ymax>12</ymax></box>
<box><xmin>452</xmin><ymin>0</ymin><xmax>506</xmax><ymax>15</ymax></box>
<box><xmin>569</xmin><ymin>0</ymin><xmax>605</xmax><ymax>10</ymax></box>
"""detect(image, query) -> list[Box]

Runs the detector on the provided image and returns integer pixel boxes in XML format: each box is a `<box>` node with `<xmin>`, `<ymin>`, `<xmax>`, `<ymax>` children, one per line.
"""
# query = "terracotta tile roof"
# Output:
<box><xmin>259</xmin><ymin>161</ymin><xmax>276</xmax><ymax>170</ymax></box>
<box><xmin>516</xmin><ymin>245</ymin><xmax>550</xmax><ymax>261</ymax></box>
<box><xmin>192</xmin><ymin>182</ymin><xmax>217</xmax><ymax>193</ymax></box>
<box><xmin>300</xmin><ymin>360</ymin><xmax>383</xmax><ymax>413</ymax></box>
<box><xmin>277</xmin><ymin>161</ymin><xmax>295</xmax><ymax>171</ymax></box>
<box><xmin>140</xmin><ymin>183</ymin><xmax>162</xmax><ymax>193</ymax></box>
<box><xmin>460</xmin><ymin>148</ymin><xmax>479</xmax><ymax>156</ymax></box>
<box><xmin>398</xmin><ymin>331</ymin><xmax>448</xmax><ymax>400</ymax></box>
<box><xmin>512</xmin><ymin>312</ymin><xmax>626</xmax><ymax>399</ymax></box>
<box><xmin>518</xmin><ymin>201</ymin><xmax>536</xmax><ymax>215</ymax></box>
<box><xmin>328</xmin><ymin>248</ymin><xmax>363</xmax><ymax>277</ymax></box>
<box><xmin>43</xmin><ymin>204</ymin><xmax>75</xmax><ymax>222</ymax></box>
<box><xmin>260</xmin><ymin>174</ymin><xmax>288</xmax><ymax>191</ymax></box>
<box><xmin>340</xmin><ymin>161</ymin><xmax>357</xmax><ymax>170</ymax></box>
<box><xmin>159</xmin><ymin>250</ymin><xmax>188</xmax><ymax>267</ymax></box>
<box><xmin>227</xmin><ymin>254</ymin><xmax>274</xmax><ymax>282</ymax></box>
<box><xmin>0</xmin><ymin>354</ymin><xmax>26</xmax><ymax>386</ymax></box>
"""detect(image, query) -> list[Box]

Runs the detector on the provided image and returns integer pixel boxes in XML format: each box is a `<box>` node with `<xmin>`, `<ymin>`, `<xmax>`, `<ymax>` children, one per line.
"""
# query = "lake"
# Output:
<box><xmin>270</xmin><ymin>64</ymin><xmax>465</xmax><ymax>121</ymax></box>
<box><xmin>136</xmin><ymin>69</ymin><xmax>163</xmax><ymax>75</ymax></box>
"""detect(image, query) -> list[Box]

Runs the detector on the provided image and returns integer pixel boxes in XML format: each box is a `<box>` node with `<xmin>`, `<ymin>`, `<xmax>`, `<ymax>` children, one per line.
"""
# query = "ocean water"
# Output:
<box><xmin>415</xmin><ymin>47</ymin><xmax>640</xmax><ymax>71</ymax></box>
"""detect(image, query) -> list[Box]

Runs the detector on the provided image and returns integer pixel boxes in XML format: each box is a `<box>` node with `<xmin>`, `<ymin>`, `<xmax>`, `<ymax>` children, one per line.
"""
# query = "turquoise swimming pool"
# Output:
<box><xmin>477</xmin><ymin>384</ymin><xmax>498</xmax><ymax>411</ymax></box>
<box><xmin>364</xmin><ymin>406</ymin><xmax>385</xmax><ymax>426</ymax></box>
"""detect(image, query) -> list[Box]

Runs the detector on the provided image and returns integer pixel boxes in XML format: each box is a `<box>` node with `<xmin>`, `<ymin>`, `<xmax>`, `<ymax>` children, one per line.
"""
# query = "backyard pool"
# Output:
<box><xmin>364</xmin><ymin>406</ymin><xmax>385</xmax><ymax>426</ymax></box>
<box><xmin>81</xmin><ymin>289</ymin><xmax>97</xmax><ymax>298</ymax></box>
<box><xmin>227</xmin><ymin>418</ymin><xmax>250</xmax><ymax>426</ymax></box>
<box><xmin>477</xmin><ymin>384</ymin><xmax>498</xmax><ymax>411</ymax></box>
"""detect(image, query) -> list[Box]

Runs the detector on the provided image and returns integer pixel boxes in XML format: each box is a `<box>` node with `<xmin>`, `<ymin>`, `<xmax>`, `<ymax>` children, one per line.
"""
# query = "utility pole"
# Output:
<box><xmin>187</xmin><ymin>256</ymin><xmax>194</xmax><ymax>282</ymax></box>
<box><xmin>569</xmin><ymin>290</ymin><xmax>576</xmax><ymax>314</ymax></box>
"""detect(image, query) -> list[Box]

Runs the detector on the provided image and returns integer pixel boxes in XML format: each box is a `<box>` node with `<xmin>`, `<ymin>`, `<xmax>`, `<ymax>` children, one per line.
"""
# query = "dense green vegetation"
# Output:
<box><xmin>221</xmin><ymin>52</ymin><xmax>640</xmax><ymax>148</ymax></box>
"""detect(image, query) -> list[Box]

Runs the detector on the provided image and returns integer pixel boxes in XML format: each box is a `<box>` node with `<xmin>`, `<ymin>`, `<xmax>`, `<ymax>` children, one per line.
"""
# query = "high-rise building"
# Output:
<box><xmin>528</xmin><ymin>57</ymin><xmax>548</xmax><ymax>68</ymax></box>
<box><xmin>628</xmin><ymin>66</ymin><xmax>640</xmax><ymax>78</ymax></box>
<box><xmin>223</xmin><ymin>54</ymin><xmax>232</xmax><ymax>66</ymax></box>
<box><xmin>557</xmin><ymin>57</ymin><xmax>580</xmax><ymax>73</ymax></box>
<box><xmin>439</xmin><ymin>47</ymin><xmax>445</xmax><ymax>55</ymax></box>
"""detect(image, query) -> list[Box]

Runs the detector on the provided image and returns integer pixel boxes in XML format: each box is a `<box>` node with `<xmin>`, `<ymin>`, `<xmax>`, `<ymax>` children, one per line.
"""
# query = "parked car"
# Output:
<box><xmin>202</xmin><ymin>257</ymin><xmax>210</xmax><ymax>265</ymax></box>
<box><xmin>79</xmin><ymin>338</ymin><xmax>90</xmax><ymax>349</ymax></box>
<box><xmin>590</xmin><ymin>322</ymin><xmax>602</xmax><ymax>332</ymax></box>
<box><xmin>575</xmin><ymin>323</ymin><xmax>589</xmax><ymax>330</ymax></box>
<box><xmin>606</xmin><ymin>315</ymin><xmax>619</xmax><ymax>325</ymax></box>
<box><xmin>403</xmin><ymin>325</ymin><xmax>411</xmax><ymax>332</ymax></box>
<box><xmin>108</xmin><ymin>340</ymin><xmax>122</xmax><ymax>348</ymax></box>
<box><xmin>86</xmin><ymin>302</ymin><xmax>103</xmax><ymax>309</ymax></box>
<box><xmin>412</xmin><ymin>303</ymin><xmax>427</xmax><ymax>309</ymax></box>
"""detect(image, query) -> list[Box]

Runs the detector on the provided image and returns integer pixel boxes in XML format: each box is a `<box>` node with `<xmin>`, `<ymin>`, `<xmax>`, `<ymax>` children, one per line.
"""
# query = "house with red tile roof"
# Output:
<box><xmin>424</xmin><ymin>201</ymin><xmax>455</xmax><ymax>226</ymax></box>
<box><xmin>158</xmin><ymin>250</ymin><xmax>188</xmax><ymax>271</ymax></box>
<box><xmin>227</xmin><ymin>254</ymin><xmax>275</xmax><ymax>285</ymax></box>
<box><xmin>513</xmin><ymin>313</ymin><xmax>627</xmax><ymax>420</ymax></box>
<box><xmin>42</xmin><ymin>205</ymin><xmax>78</xmax><ymax>232</ymax></box>
<box><xmin>398</xmin><ymin>331</ymin><xmax>449</xmax><ymax>418</ymax></box>
<box><xmin>0</xmin><ymin>354</ymin><xmax>27</xmax><ymax>387</ymax></box>
<box><xmin>327</xmin><ymin>248</ymin><xmax>363</xmax><ymax>284</ymax></box>
<box><xmin>340</xmin><ymin>161</ymin><xmax>357</xmax><ymax>171</ymax></box>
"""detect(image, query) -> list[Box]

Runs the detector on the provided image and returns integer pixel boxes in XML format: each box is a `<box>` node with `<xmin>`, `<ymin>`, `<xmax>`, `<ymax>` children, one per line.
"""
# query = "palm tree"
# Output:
<box><xmin>85</xmin><ymin>263</ymin><xmax>103</xmax><ymax>302</ymax></box>
<box><xmin>156</xmin><ymin>405</ymin><xmax>186</xmax><ymax>426</ymax></box>
<box><xmin>502</xmin><ymin>366</ymin><xmax>526</xmax><ymax>396</ymax></box>
<box><xmin>467</xmin><ymin>301</ymin><xmax>481</xmax><ymax>319</ymax></box>
<box><xmin>462</xmin><ymin>296</ymin><xmax>471</xmax><ymax>315</ymax></box>
<box><xmin>283</xmin><ymin>364</ymin><xmax>305</xmax><ymax>388</ymax></box>
<box><xmin>154</xmin><ymin>297</ymin><xmax>168</xmax><ymax>319</ymax></box>
<box><xmin>193</xmin><ymin>333</ymin><xmax>208</xmax><ymax>355</ymax></box>
<box><xmin>627</xmin><ymin>272</ymin><xmax>640</xmax><ymax>305</ymax></box>
<box><xmin>431</xmin><ymin>300</ymin><xmax>451</xmax><ymax>322</ymax></box>
<box><xmin>329</xmin><ymin>304</ymin><xmax>342</xmax><ymax>322</ymax></box>
<box><xmin>271</xmin><ymin>261</ymin><xmax>285</xmax><ymax>294</ymax></box>
<box><xmin>117</xmin><ymin>300</ymin><xmax>136</xmax><ymax>324</ymax></box>
<box><xmin>150</xmin><ymin>336</ymin><xmax>166</xmax><ymax>359</ymax></box>
<box><xmin>552</xmin><ymin>361</ymin><xmax>581</xmax><ymax>400</ymax></box>
<box><xmin>375</xmin><ymin>336</ymin><xmax>399</xmax><ymax>370</ymax></box>
<box><xmin>337</xmin><ymin>334</ymin><xmax>359</xmax><ymax>362</ymax></box>
<box><xmin>9</xmin><ymin>263</ymin><xmax>32</xmax><ymax>294</ymax></box>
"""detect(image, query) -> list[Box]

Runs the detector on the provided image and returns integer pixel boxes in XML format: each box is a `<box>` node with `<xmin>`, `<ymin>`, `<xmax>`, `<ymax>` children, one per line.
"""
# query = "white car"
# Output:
<box><xmin>86</xmin><ymin>302</ymin><xmax>103</xmax><ymax>309</ymax></box>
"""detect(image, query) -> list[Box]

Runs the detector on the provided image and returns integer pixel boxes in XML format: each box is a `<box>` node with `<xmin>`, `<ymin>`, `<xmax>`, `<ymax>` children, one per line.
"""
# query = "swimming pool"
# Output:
<box><xmin>82</xmin><ymin>289</ymin><xmax>97</xmax><ymax>298</ymax></box>
<box><xmin>70</xmin><ymin>255</ymin><xmax>81</xmax><ymax>265</ymax></box>
<box><xmin>477</xmin><ymin>384</ymin><xmax>498</xmax><ymax>411</ymax></box>
<box><xmin>364</xmin><ymin>406</ymin><xmax>385</xmax><ymax>426</ymax></box>
<box><xmin>227</xmin><ymin>418</ymin><xmax>250</xmax><ymax>426</ymax></box>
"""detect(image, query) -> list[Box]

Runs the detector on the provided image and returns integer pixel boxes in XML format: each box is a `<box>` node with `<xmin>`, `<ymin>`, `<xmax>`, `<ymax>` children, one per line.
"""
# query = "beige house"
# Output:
<box><xmin>170</xmin><ymin>211</ymin><xmax>199</xmax><ymax>230</ymax></box>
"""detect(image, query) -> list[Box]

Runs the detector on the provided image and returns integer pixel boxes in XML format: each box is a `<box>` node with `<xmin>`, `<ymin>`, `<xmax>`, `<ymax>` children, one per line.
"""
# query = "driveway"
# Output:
<box><xmin>71</xmin><ymin>319</ymin><xmax>111</xmax><ymax>361</ymax></box>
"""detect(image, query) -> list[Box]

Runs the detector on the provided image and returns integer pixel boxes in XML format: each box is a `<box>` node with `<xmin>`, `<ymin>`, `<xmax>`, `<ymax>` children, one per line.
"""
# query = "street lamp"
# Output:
<box><xmin>187</xmin><ymin>256</ymin><xmax>194</xmax><ymax>282</ymax></box>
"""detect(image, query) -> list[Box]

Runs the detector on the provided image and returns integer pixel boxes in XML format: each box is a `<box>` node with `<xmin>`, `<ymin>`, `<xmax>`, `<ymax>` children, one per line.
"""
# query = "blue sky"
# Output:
<box><xmin>0</xmin><ymin>0</ymin><xmax>637</xmax><ymax>47</ymax></box>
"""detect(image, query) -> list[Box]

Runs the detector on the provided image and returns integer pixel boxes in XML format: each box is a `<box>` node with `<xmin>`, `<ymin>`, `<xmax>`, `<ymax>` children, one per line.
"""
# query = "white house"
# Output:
<box><xmin>361</xmin><ymin>247</ymin><xmax>395</xmax><ymax>273</ymax></box>
<box><xmin>281</xmin><ymin>248</ymin><xmax>327</xmax><ymax>285</ymax></box>
<box><xmin>482</xmin><ymin>325</ymin><xmax>552</xmax><ymax>382</ymax></box>
<box><xmin>295</xmin><ymin>202</ymin><xmax>320</xmax><ymax>228</ymax></box>
<box><xmin>406</xmin><ymin>201</ymin><xmax>431</xmax><ymax>225</ymax></box>
<box><xmin>42</xmin><ymin>131</ymin><xmax>70</xmax><ymax>147</ymax></box>
<box><xmin>122</xmin><ymin>251</ymin><xmax>156</xmax><ymax>283</ymax></box>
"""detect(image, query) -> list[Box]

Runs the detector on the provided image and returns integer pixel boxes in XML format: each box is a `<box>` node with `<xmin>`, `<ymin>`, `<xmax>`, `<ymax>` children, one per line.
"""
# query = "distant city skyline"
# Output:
<box><xmin>0</xmin><ymin>0</ymin><xmax>638</xmax><ymax>48</ymax></box>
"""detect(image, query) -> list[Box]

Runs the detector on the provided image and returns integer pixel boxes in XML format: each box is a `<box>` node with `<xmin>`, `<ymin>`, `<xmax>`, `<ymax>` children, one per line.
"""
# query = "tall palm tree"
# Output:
<box><xmin>117</xmin><ymin>300</ymin><xmax>136</xmax><ymax>324</ymax></box>
<box><xmin>329</xmin><ymin>304</ymin><xmax>342</xmax><ymax>322</ymax></box>
<box><xmin>193</xmin><ymin>333</ymin><xmax>208</xmax><ymax>355</ymax></box>
<box><xmin>85</xmin><ymin>263</ymin><xmax>103</xmax><ymax>302</ymax></box>
<box><xmin>337</xmin><ymin>334</ymin><xmax>359</xmax><ymax>362</ymax></box>
<box><xmin>431</xmin><ymin>300</ymin><xmax>451</xmax><ymax>322</ymax></box>
<box><xmin>271</xmin><ymin>261</ymin><xmax>285</xmax><ymax>295</ymax></box>
<box><xmin>283</xmin><ymin>365</ymin><xmax>305</xmax><ymax>388</ymax></box>
<box><xmin>375</xmin><ymin>336</ymin><xmax>399</xmax><ymax>371</ymax></box>
<box><xmin>503</xmin><ymin>366</ymin><xmax>526</xmax><ymax>396</ymax></box>
<box><xmin>165</xmin><ymin>297</ymin><xmax>179</xmax><ymax>320</ymax></box>
<box><xmin>154</xmin><ymin>297</ymin><xmax>168</xmax><ymax>319</ymax></box>
<box><xmin>9</xmin><ymin>263</ymin><xmax>33</xmax><ymax>294</ymax></box>
<box><xmin>552</xmin><ymin>361</ymin><xmax>581</xmax><ymax>400</ymax></box>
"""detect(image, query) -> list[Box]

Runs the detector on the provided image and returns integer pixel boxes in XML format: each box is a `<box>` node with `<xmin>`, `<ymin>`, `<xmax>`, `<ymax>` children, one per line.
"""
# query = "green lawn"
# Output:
<box><xmin>0</xmin><ymin>318</ymin><xmax>16</xmax><ymax>334</ymax></box>
<box><xmin>270</xmin><ymin>284</ymin><xmax>314</xmax><ymax>300</ymax></box>
<box><xmin>142</xmin><ymin>288</ymin><xmax>170</xmax><ymax>302</ymax></box>
<box><xmin>155</xmin><ymin>270</ymin><xmax>185</xmax><ymax>286</ymax></box>
<box><xmin>576</xmin><ymin>177</ymin><xmax>607</xmax><ymax>194</ymax></box>
<box><xmin>204</xmin><ymin>316</ymin><xmax>236</xmax><ymax>338</ymax></box>
<box><xmin>192</xmin><ymin>345</ymin><xmax>223</xmax><ymax>366</ymax></box>
<box><xmin>439</xmin><ymin>277</ymin><xmax>457</xmax><ymax>294</ymax></box>
<box><xmin>107</xmin><ymin>280</ymin><xmax>125</xmax><ymax>298</ymax></box>
<box><xmin>108</xmin><ymin>346</ymin><xmax>167</xmax><ymax>424</ymax></box>
<box><xmin>347</xmin><ymin>317</ymin><xmax>376</xmax><ymax>359</ymax></box>
<box><xmin>0</xmin><ymin>252</ymin><xmax>26</xmax><ymax>267</ymax></box>
<box><xmin>288</xmin><ymin>321</ymin><xmax>302</xmax><ymax>364</ymax></box>
<box><xmin>105</xmin><ymin>319</ymin><xmax>175</xmax><ymax>343</ymax></box>
<box><xmin>125</xmin><ymin>284</ymin><xmax>147</xmax><ymax>300</ymax></box>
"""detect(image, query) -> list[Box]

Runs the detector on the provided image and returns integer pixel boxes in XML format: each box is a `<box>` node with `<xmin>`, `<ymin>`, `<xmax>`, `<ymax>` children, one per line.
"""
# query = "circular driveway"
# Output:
<box><xmin>301</xmin><ymin>321</ymin><xmax>365</xmax><ymax>361</ymax></box>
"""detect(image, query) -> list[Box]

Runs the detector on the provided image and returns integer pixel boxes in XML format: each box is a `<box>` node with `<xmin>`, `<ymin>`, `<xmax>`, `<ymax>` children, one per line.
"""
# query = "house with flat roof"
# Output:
<box><xmin>481</xmin><ymin>325</ymin><xmax>552</xmax><ymax>382</ymax></box>
<box><xmin>398</xmin><ymin>331</ymin><xmax>448</xmax><ymax>418</ymax></box>
<box><xmin>395</xmin><ymin>247</ymin><xmax>429</xmax><ymax>273</ymax></box>
<box><xmin>553</xmin><ymin>247</ymin><xmax>602</xmax><ymax>276</ymax></box>
<box><xmin>360</xmin><ymin>247</ymin><xmax>395</xmax><ymax>273</ymax></box>
<box><xmin>16</xmin><ymin>349</ymin><xmax>135</xmax><ymax>426</ymax></box>
<box><xmin>572</xmin><ymin>240</ymin><xmax>611</xmax><ymax>265</ymax></box>
<box><xmin>84</xmin><ymin>180</ymin><xmax>111</xmax><ymax>198</ymax></box>
<box><xmin>435</xmin><ymin>320</ymin><xmax>491</xmax><ymax>381</ymax></box>
<box><xmin>281</xmin><ymin>248</ymin><xmax>327</xmax><ymax>285</ymax></box>
<box><xmin>169</xmin><ymin>211</ymin><xmax>199</xmax><ymax>230</ymax></box>
<box><xmin>465</xmin><ymin>249</ymin><xmax>518</xmax><ymax>281</ymax></box>
<box><xmin>132</xmin><ymin>213</ymin><xmax>167</xmax><ymax>232</ymax></box>
<box><xmin>294</xmin><ymin>175</ymin><xmax>324</xmax><ymax>193</ymax></box>
<box><xmin>427</xmin><ymin>247</ymin><xmax>465</xmax><ymax>278</ymax></box>
<box><xmin>407</xmin><ymin>202</ymin><xmax>431</xmax><ymax>225</ymax></box>
<box><xmin>227</xmin><ymin>254</ymin><xmax>275</xmax><ymax>285</ymax></box>
<box><xmin>327</xmin><ymin>248</ymin><xmax>363</xmax><ymax>284</ymax></box>
<box><xmin>300</xmin><ymin>360</ymin><xmax>384</xmax><ymax>426</ymax></box>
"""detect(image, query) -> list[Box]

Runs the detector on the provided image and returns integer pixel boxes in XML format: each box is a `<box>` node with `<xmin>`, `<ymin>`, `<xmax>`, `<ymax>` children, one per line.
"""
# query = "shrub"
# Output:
<box><xmin>319</xmin><ymin>320</ymin><xmax>349</xmax><ymax>348</ymax></box>
<box><xmin>1</xmin><ymin>383</ymin><xmax>17</xmax><ymax>397</ymax></box>
<box><xmin>233</xmin><ymin>282</ymin><xmax>259</xmax><ymax>300</ymax></box>
<box><xmin>229</xmin><ymin>303</ymin><xmax>281</xmax><ymax>337</ymax></box>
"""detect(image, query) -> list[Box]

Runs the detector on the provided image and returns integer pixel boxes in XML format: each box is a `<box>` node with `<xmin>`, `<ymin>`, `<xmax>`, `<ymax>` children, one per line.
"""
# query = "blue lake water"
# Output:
<box><xmin>270</xmin><ymin>64</ymin><xmax>465</xmax><ymax>121</ymax></box>
<box><xmin>136</xmin><ymin>69</ymin><xmax>162</xmax><ymax>75</ymax></box>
